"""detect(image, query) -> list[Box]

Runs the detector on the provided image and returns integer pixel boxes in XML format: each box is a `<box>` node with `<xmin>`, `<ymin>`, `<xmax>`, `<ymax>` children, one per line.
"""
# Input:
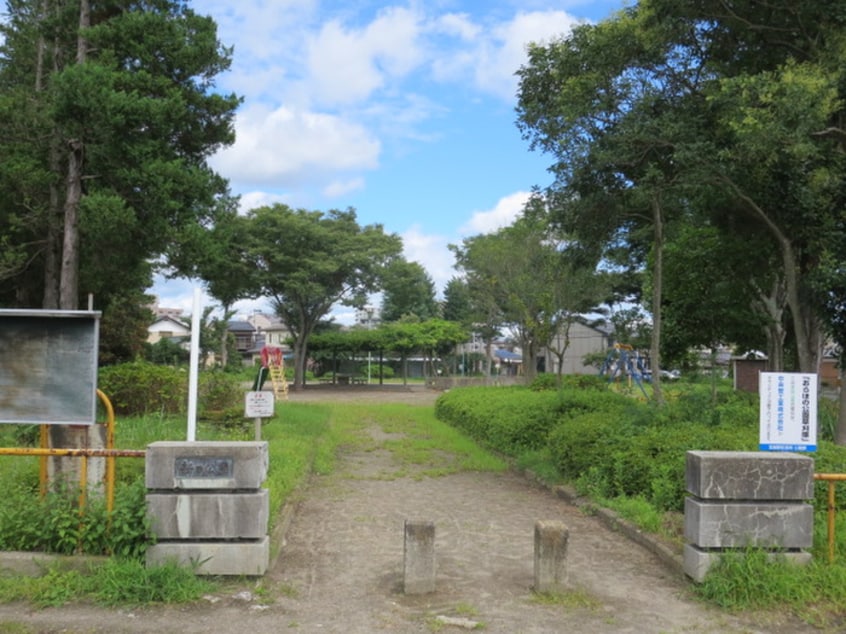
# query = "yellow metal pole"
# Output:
<box><xmin>96</xmin><ymin>389</ymin><xmax>116</xmax><ymax>515</ymax></box>
<box><xmin>39</xmin><ymin>424</ymin><xmax>48</xmax><ymax>498</ymax></box>
<box><xmin>814</xmin><ymin>473</ymin><xmax>846</xmax><ymax>564</ymax></box>
<box><xmin>829</xmin><ymin>481</ymin><xmax>836</xmax><ymax>564</ymax></box>
<box><xmin>79</xmin><ymin>455</ymin><xmax>88</xmax><ymax>511</ymax></box>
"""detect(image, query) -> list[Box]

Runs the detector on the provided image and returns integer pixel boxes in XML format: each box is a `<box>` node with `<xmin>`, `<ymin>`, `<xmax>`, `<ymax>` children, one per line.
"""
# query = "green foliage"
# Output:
<box><xmin>0</xmin><ymin>0</ymin><xmax>240</xmax><ymax>309</ymax></box>
<box><xmin>98</xmin><ymin>362</ymin><xmax>242</xmax><ymax>419</ymax></box>
<box><xmin>197</xmin><ymin>370</ymin><xmax>243</xmax><ymax>419</ymax></box>
<box><xmin>0</xmin><ymin>479</ymin><xmax>150</xmax><ymax>558</ymax></box>
<box><xmin>144</xmin><ymin>337</ymin><xmax>190</xmax><ymax>365</ymax></box>
<box><xmin>436</xmin><ymin>387</ymin><xmax>552</xmax><ymax>454</ymax></box>
<box><xmin>88</xmin><ymin>559</ymin><xmax>214</xmax><ymax>606</ymax></box>
<box><xmin>99</xmin><ymin>361</ymin><xmax>187</xmax><ymax>416</ymax></box>
<box><xmin>694</xmin><ymin>546</ymin><xmax>846</xmax><ymax>626</ymax></box>
<box><xmin>528</xmin><ymin>373</ymin><xmax>558</xmax><ymax>391</ymax></box>
<box><xmin>0</xmin><ymin>559</ymin><xmax>214</xmax><ymax>608</ymax></box>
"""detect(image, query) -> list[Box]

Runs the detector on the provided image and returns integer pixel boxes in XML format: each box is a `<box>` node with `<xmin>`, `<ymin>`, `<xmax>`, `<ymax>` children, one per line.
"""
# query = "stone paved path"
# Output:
<box><xmin>0</xmin><ymin>387</ymin><xmax>818</xmax><ymax>633</ymax></box>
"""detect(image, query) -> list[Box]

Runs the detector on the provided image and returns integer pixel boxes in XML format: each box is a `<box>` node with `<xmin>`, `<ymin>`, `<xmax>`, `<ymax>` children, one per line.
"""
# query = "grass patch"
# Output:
<box><xmin>531</xmin><ymin>586</ymin><xmax>602</xmax><ymax>611</ymax></box>
<box><xmin>0</xmin><ymin>559</ymin><xmax>214</xmax><ymax>608</ymax></box>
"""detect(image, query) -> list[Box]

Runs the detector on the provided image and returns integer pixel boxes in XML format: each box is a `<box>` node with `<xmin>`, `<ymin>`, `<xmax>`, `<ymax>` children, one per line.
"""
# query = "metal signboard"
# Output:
<box><xmin>759</xmin><ymin>372</ymin><xmax>817</xmax><ymax>452</ymax></box>
<box><xmin>0</xmin><ymin>310</ymin><xmax>100</xmax><ymax>425</ymax></box>
<box><xmin>245</xmin><ymin>391</ymin><xmax>275</xmax><ymax>418</ymax></box>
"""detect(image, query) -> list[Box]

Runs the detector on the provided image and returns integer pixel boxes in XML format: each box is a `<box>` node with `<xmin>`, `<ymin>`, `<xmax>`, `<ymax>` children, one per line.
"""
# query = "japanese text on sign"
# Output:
<box><xmin>759</xmin><ymin>372</ymin><xmax>817</xmax><ymax>452</ymax></box>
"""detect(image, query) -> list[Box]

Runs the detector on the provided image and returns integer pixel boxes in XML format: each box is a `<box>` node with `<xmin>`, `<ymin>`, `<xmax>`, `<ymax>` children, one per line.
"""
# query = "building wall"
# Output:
<box><xmin>733</xmin><ymin>358</ymin><xmax>768</xmax><ymax>393</ymax></box>
<box><xmin>543</xmin><ymin>321</ymin><xmax>609</xmax><ymax>375</ymax></box>
<box><xmin>147</xmin><ymin>318</ymin><xmax>190</xmax><ymax>344</ymax></box>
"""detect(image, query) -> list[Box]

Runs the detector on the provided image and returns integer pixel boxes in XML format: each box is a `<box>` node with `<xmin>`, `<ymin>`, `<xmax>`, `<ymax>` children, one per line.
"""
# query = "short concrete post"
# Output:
<box><xmin>534</xmin><ymin>520</ymin><xmax>569</xmax><ymax>593</ymax></box>
<box><xmin>403</xmin><ymin>519</ymin><xmax>435</xmax><ymax>594</ymax></box>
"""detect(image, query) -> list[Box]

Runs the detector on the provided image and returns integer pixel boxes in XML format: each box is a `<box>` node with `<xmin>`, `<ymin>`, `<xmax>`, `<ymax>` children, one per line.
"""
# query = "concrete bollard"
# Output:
<box><xmin>534</xmin><ymin>520</ymin><xmax>569</xmax><ymax>593</ymax></box>
<box><xmin>403</xmin><ymin>519</ymin><xmax>435</xmax><ymax>594</ymax></box>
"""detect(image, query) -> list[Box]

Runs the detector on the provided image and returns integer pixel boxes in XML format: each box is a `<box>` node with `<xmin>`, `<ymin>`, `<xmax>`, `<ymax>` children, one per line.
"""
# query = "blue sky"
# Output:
<box><xmin>153</xmin><ymin>0</ymin><xmax>627</xmax><ymax>323</ymax></box>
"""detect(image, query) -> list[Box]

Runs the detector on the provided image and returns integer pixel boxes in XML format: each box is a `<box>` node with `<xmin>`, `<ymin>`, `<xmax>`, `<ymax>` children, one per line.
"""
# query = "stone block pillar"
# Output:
<box><xmin>403</xmin><ymin>519</ymin><xmax>435</xmax><ymax>594</ymax></box>
<box><xmin>145</xmin><ymin>441</ymin><xmax>269</xmax><ymax>576</ymax></box>
<box><xmin>534</xmin><ymin>520</ymin><xmax>569</xmax><ymax>593</ymax></box>
<box><xmin>684</xmin><ymin>451</ymin><xmax>814</xmax><ymax>582</ymax></box>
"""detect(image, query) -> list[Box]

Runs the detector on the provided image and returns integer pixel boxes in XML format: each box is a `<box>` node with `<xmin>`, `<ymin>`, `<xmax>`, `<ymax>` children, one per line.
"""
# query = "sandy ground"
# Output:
<box><xmin>0</xmin><ymin>385</ymin><xmax>819</xmax><ymax>633</ymax></box>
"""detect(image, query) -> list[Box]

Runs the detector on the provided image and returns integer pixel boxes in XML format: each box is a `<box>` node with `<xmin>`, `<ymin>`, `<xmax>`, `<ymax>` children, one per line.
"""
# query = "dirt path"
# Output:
<box><xmin>0</xmin><ymin>386</ymin><xmax>816</xmax><ymax>633</ymax></box>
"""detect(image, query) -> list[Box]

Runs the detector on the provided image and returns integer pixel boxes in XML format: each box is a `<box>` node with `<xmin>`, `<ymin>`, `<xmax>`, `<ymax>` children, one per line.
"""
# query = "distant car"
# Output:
<box><xmin>659</xmin><ymin>369</ymin><xmax>681</xmax><ymax>380</ymax></box>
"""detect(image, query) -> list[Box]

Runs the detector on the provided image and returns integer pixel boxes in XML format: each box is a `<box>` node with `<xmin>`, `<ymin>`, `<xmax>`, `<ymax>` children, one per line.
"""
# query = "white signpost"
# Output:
<box><xmin>245</xmin><ymin>391</ymin><xmax>275</xmax><ymax>440</ymax></box>
<box><xmin>759</xmin><ymin>372</ymin><xmax>817</xmax><ymax>452</ymax></box>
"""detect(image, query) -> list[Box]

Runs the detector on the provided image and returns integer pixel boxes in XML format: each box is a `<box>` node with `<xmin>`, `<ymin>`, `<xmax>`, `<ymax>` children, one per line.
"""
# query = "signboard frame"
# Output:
<box><xmin>0</xmin><ymin>309</ymin><xmax>100</xmax><ymax>425</ymax></box>
<box><xmin>759</xmin><ymin>371</ymin><xmax>817</xmax><ymax>452</ymax></box>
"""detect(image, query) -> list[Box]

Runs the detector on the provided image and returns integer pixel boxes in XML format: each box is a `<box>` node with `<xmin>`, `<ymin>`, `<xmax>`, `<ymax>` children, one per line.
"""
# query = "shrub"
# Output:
<box><xmin>548</xmin><ymin>411</ymin><xmax>633</xmax><ymax>480</ymax></box>
<box><xmin>529</xmin><ymin>373</ymin><xmax>558</xmax><ymax>391</ymax></box>
<box><xmin>197</xmin><ymin>370</ymin><xmax>243</xmax><ymax>422</ymax></box>
<box><xmin>0</xmin><ymin>478</ymin><xmax>150</xmax><ymax>558</ymax></box>
<box><xmin>436</xmin><ymin>386</ymin><xmax>564</xmax><ymax>453</ymax></box>
<box><xmin>99</xmin><ymin>361</ymin><xmax>186</xmax><ymax>416</ymax></box>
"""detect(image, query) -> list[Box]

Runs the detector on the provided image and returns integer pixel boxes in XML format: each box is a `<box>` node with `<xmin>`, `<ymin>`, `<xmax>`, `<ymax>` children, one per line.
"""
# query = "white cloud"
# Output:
<box><xmin>238</xmin><ymin>191</ymin><xmax>291</xmax><ymax>213</ymax></box>
<box><xmin>306</xmin><ymin>6</ymin><xmax>424</xmax><ymax>106</ymax></box>
<box><xmin>323</xmin><ymin>178</ymin><xmax>365</xmax><ymax>198</ymax></box>
<box><xmin>473</xmin><ymin>11</ymin><xmax>583</xmax><ymax>100</ymax></box>
<box><xmin>435</xmin><ymin>13</ymin><xmax>481</xmax><ymax>41</ymax></box>
<box><xmin>210</xmin><ymin>104</ymin><xmax>380</xmax><ymax>187</ymax></box>
<box><xmin>401</xmin><ymin>225</ymin><xmax>455</xmax><ymax>296</ymax></box>
<box><xmin>459</xmin><ymin>191</ymin><xmax>531</xmax><ymax>235</ymax></box>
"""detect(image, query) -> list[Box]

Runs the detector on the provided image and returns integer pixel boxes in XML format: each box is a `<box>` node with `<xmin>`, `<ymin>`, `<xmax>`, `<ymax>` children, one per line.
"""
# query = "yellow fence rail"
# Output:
<box><xmin>814</xmin><ymin>473</ymin><xmax>846</xmax><ymax>563</ymax></box>
<box><xmin>0</xmin><ymin>390</ymin><xmax>145</xmax><ymax>513</ymax></box>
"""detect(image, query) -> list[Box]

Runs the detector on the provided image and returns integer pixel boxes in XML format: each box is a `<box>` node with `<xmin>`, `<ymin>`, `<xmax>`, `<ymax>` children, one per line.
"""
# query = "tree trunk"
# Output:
<box><xmin>57</xmin><ymin>0</ymin><xmax>90</xmax><ymax>310</ymax></box>
<box><xmin>650</xmin><ymin>193</ymin><xmax>664</xmax><ymax>405</ymax></box>
<box><xmin>837</xmin><ymin>363</ymin><xmax>846</xmax><ymax>446</ymax></box>
<box><xmin>291</xmin><ymin>336</ymin><xmax>306</xmax><ymax>391</ymax></box>
<box><xmin>38</xmin><ymin>1</ymin><xmax>62</xmax><ymax>309</ymax></box>
<box><xmin>59</xmin><ymin>138</ymin><xmax>83</xmax><ymax>309</ymax></box>
<box><xmin>752</xmin><ymin>277</ymin><xmax>786</xmax><ymax>371</ymax></box>
<box><xmin>724</xmin><ymin>178</ymin><xmax>821</xmax><ymax>374</ymax></box>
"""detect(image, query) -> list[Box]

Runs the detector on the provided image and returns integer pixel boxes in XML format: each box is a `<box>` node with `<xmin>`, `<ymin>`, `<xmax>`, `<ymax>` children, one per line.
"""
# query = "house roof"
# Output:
<box><xmin>227</xmin><ymin>320</ymin><xmax>255</xmax><ymax>332</ymax></box>
<box><xmin>494</xmin><ymin>348</ymin><xmax>522</xmax><ymax>362</ymax></box>
<box><xmin>150</xmin><ymin>315</ymin><xmax>190</xmax><ymax>330</ymax></box>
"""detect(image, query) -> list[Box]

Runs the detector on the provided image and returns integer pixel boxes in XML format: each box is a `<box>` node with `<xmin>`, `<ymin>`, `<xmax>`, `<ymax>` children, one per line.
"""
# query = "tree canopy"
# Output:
<box><xmin>245</xmin><ymin>204</ymin><xmax>402</xmax><ymax>389</ymax></box>
<box><xmin>0</xmin><ymin>0</ymin><xmax>239</xmax><ymax>326</ymax></box>
<box><xmin>516</xmin><ymin>0</ymin><xmax>846</xmax><ymax>394</ymax></box>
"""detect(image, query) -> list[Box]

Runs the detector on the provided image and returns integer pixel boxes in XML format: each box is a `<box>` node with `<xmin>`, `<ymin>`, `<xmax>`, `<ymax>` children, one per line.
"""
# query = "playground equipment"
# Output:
<box><xmin>599</xmin><ymin>343</ymin><xmax>650</xmax><ymax>397</ymax></box>
<box><xmin>255</xmin><ymin>345</ymin><xmax>288</xmax><ymax>401</ymax></box>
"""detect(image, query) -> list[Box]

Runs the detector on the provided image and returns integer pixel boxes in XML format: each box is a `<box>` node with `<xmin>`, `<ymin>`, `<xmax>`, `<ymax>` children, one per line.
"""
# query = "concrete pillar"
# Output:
<box><xmin>534</xmin><ymin>520</ymin><xmax>569</xmax><ymax>593</ymax></box>
<box><xmin>145</xmin><ymin>441</ymin><xmax>270</xmax><ymax>576</ymax></box>
<box><xmin>403</xmin><ymin>519</ymin><xmax>435</xmax><ymax>594</ymax></box>
<box><xmin>684</xmin><ymin>451</ymin><xmax>813</xmax><ymax>582</ymax></box>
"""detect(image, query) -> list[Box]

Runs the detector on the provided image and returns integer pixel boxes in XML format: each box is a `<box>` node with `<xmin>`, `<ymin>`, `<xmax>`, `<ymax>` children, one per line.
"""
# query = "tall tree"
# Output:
<box><xmin>379</xmin><ymin>258</ymin><xmax>438</xmax><ymax>322</ymax></box>
<box><xmin>0</xmin><ymin>0</ymin><xmax>240</xmax><ymax>311</ymax></box>
<box><xmin>517</xmin><ymin>7</ymin><xmax>709</xmax><ymax>400</ymax></box>
<box><xmin>172</xmin><ymin>204</ymin><xmax>258</xmax><ymax>366</ymax></box>
<box><xmin>452</xmin><ymin>214</ymin><xmax>603</xmax><ymax>383</ymax></box>
<box><xmin>516</xmin><ymin>0</ymin><xmax>846</xmax><ymax>384</ymax></box>
<box><xmin>246</xmin><ymin>205</ymin><xmax>402</xmax><ymax>389</ymax></box>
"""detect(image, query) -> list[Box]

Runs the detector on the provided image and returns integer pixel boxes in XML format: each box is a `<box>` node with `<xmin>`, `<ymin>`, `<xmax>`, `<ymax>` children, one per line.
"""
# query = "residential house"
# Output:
<box><xmin>147</xmin><ymin>315</ymin><xmax>190</xmax><ymax>344</ymax></box>
<box><xmin>539</xmin><ymin>319</ymin><xmax>612</xmax><ymax>375</ymax></box>
<box><xmin>228</xmin><ymin>320</ymin><xmax>256</xmax><ymax>364</ymax></box>
<box><xmin>245</xmin><ymin>312</ymin><xmax>293</xmax><ymax>365</ymax></box>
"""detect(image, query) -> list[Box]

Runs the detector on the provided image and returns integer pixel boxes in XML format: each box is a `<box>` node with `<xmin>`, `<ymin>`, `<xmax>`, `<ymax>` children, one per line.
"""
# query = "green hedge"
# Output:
<box><xmin>436</xmin><ymin>382</ymin><xmax>846</xmax><ymax>514</ymax></box>
<box><xmin>99</xmin><ymin>361</ymin><xmax>242</xmax><ymax>418</ymax></box>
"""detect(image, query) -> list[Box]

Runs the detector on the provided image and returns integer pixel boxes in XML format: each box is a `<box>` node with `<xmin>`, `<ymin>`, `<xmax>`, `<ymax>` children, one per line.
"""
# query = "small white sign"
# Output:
<box><xmin>759</xmin><ymin>372</ymin><xmax>817</xmax><ymax>452</ymax></box>
<box><xmin>245</xmin><ymin>391</ymin><xmax>275</xmax><ymax>418</ymax></box>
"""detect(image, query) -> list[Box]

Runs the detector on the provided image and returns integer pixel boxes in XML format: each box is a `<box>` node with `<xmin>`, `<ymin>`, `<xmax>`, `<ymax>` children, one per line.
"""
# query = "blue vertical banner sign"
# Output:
<box><xmin>759</xmin><ymin>372</ymin><xmax>817</xmax><ymax>452</ymax></box>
